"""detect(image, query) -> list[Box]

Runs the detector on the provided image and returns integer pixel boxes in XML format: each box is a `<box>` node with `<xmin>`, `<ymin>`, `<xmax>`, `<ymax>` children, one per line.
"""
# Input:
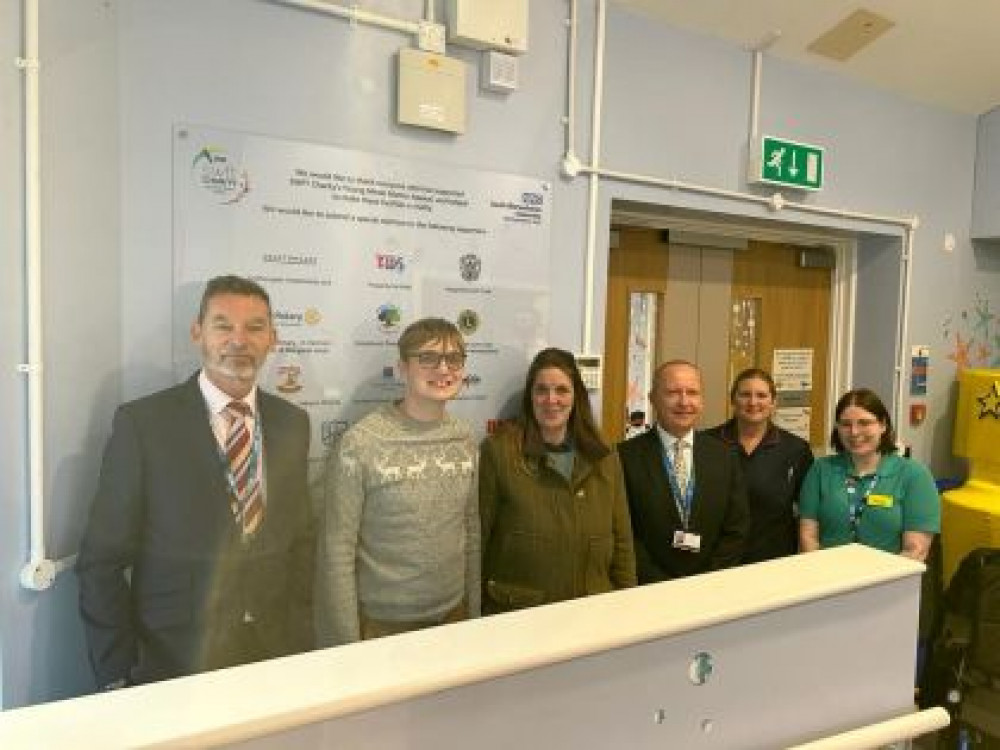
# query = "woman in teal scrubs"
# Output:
<box><xmin>798</xmin><ymin>388</ymin><xmax>939</xmax><ymax>561</ymax></box>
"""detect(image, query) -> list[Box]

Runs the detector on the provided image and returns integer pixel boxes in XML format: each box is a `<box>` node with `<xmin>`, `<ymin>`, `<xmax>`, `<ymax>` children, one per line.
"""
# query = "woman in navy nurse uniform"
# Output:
<box><xmin>705</xmin><ymin>368</ymin><xmax>814</xmax><ymax>563</ymax></box>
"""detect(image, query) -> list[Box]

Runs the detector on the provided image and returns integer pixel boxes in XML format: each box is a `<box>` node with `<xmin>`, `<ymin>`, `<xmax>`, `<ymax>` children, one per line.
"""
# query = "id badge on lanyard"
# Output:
<box><xmin>845</xmin><ymin>474</ymin><xmax>879</xmax><ymax>542</ymax></box>
<box><xmin>663</xmin><ymin>447</ymin><xmax>700</xmax><ymax>552</ymax></box>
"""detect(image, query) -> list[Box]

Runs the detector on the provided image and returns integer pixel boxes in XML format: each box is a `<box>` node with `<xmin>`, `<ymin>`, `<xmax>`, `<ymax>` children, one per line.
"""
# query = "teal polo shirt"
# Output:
<box><xmin>799</xmin><ymin>453</ymin><xmax>940</xmax><ymax>554</ymax></box>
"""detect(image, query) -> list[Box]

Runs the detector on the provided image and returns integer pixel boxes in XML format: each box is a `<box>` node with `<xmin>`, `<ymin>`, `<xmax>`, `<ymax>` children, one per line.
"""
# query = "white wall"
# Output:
<box><xmin>1</xmin><ymin>0</ymin><xmax>997</xmax><ymax>707</ymax></box>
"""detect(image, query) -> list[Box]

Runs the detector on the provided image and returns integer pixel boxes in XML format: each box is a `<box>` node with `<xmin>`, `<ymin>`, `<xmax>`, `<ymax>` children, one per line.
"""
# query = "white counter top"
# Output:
<box><xmin>0</xmin><ymin>544</ymin><xmax>924</xmax><ymax>749</ymax></box>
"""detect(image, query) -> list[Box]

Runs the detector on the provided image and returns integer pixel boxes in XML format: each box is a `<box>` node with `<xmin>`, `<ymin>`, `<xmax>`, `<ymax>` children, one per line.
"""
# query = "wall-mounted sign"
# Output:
<box><xmin>910</xmin><ymin>345</ymin><xmax>929</xmax><ymax>396</ymax></box>
<box><xmin>772</xmin><ymin>348</ymin><xmax>814</xmax><ymax>441</ymax></box>
<box><xmin>751</xmin><ymin>136</ymin><xmax>824</xmax><ymax>191</ymax></box>
<box><xmin>773</xmin><ymin>348</ymin><xmax>814</xmax><ymax>392</ymax></box>
<box><xmin>173</xmin><ymin>124</ymin><xmax>552</xmax><ymax>463</ymax></box>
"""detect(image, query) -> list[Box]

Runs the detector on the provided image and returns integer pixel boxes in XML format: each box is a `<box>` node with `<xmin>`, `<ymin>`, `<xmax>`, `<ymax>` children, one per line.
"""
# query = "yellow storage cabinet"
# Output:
<box><xmin>942</xmin><ymin>368</ymin><xmax>1000</xmax><ymax>583</ymax></box>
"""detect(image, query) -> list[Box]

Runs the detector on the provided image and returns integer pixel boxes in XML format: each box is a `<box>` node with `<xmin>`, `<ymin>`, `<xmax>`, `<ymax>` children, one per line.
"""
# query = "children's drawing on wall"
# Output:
<box><xmin>942</xmin><ymin>291</ymin><xmax>999</xmax><ymax>371</ymax></box>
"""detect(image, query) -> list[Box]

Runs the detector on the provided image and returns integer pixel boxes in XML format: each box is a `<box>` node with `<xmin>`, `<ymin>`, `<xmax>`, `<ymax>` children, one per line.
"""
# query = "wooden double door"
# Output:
<box><xmin>602</xmin><ymin>228</ymin><xmax>831</xmax><ymax>448</ymax></box>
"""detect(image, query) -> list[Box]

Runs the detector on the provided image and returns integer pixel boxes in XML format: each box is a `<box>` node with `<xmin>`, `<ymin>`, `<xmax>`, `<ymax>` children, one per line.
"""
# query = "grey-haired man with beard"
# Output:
<box><xmin>77</xmin><ymin>275</ymin><xmax>314</xmax><ymax>689</ymax></box>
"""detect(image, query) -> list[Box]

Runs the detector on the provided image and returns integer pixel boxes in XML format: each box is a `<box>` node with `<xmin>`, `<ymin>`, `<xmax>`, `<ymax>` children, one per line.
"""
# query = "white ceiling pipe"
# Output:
<box><xmin>270</xmin><ymin>0</ymin><xmax>421</xmax><ymax>36</ymax></box>
<box><xmin>17</xmin><ymin>0</ymin><xmax>56</xmax><ymax>591</ymax></box>
<box><xmin>580</xmin><ymin>164</ymin><xmax>774</xmax><ymax>209</ymax></box>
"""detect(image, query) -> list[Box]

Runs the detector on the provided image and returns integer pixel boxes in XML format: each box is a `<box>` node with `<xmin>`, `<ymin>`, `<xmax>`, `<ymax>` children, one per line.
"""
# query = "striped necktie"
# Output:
<box><xmin>224</xmin><ymin>401</ymin><xmax>263</xmax><ymax>537</ymax></box>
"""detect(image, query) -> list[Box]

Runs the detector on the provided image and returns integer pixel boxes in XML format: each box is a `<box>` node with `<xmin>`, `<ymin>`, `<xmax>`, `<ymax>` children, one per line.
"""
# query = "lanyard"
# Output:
<box><xmin>845</xmin><ymin>473</ymin><xmax>879</xmax><ymax>542</ymax></box>
<box><xmin>661</xmin><ymin>444</ymin><xmax>696</xmax><ymax>529</ymax></box>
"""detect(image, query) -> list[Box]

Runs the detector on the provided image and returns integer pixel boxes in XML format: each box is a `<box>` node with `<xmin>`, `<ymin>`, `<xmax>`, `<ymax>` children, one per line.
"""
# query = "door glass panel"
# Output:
<box><xmin>625</xmin><ymin>291</ymin><xmax>658</xmax><ymax>438</ymax></box>
<box><xmin>728</xmin><ymin>296</ymin><xmax>761</xmax><ymax>385</ymax></box>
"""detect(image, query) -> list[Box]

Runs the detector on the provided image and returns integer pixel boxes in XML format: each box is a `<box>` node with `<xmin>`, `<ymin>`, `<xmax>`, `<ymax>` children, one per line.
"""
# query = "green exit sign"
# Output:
<box><xmin>755</xmin><ymin>136</ymin><xmax>824</xmax><ymax>191</ymax></box>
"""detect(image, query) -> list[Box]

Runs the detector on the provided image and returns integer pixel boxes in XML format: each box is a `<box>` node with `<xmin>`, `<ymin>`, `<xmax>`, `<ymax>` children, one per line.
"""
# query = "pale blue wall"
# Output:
<box><xmin>1</xmin><ymin>0</ymin><xmax>996</xmax><ymax>708</ymax></box>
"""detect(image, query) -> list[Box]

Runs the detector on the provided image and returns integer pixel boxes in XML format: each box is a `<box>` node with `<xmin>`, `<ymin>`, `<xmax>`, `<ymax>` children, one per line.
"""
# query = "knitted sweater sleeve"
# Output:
<box><xmin>464</xmin><ymin>439</ymin><xmax>482</xmax><ymax>617</ymax></box>
<box><xmin>318</xmin><ymin>432</ymin><xmax>365</xmax><ymax>646</ymax></box>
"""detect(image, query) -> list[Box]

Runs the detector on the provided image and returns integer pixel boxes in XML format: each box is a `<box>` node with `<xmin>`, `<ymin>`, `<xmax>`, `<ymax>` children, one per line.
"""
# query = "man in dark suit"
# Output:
<box><xmin>76</xmin><ymin>275</ymin><xmax>314</xmax><ymax>689</ymax></box>
<box><xmin>618</xmin><ymin>360</ymin><xmax>748</xmax><ymax>582</ymax></box>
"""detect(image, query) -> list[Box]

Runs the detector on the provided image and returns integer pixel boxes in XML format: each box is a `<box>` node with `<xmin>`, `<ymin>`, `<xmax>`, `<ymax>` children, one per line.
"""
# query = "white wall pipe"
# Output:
<box><xmin>563</xmin><ymin>0</ymin><xmax>578</xmax><ymax>161</ymax></box>
<box><xmin>271</xmin><ymin>0</ymin><xmax>421</xmax><ymax>37</ymax></box>
<box><xmin>894</xmin><ymin>223</ymin><xmax>918</xmax><ymax>437</ymax></box>
<box><xmin>749</xmin><ymin>49</ymin><xmax>763</xmax><ymax>142</ymax></box>
<box><xmin>748</xmin><ymin>31</ymin><xmax>780</xmax><ymax>143</ymax></box>
<box><xmin>580</xmin><ymin>0</ymin><xmax>607</xmax><ymax>353</ymax></box>
<box><xmin>18</xmin><ymin>0</ymin><xmax>56</xmax><ymax>591</ymax></box>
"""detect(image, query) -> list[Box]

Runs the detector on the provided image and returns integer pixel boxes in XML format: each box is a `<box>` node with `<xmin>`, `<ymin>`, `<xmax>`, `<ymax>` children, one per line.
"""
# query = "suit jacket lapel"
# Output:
<box><xmin>179</xmin><ymin>375</ymin><xmax>233</xmax><ymax>509</ymax></box>
<box><xmin>258</xmin><ymin>391</ymin><xmax>279</xmax><ymax>507</ymax></box>
<box><xmin>258</xmin><ymin>390</ymin><xmax>296</xmax><ymax>530</ymax></box>
<box><xmin>641</xmin><ymin>430</ymin><xmax>681</xmax><ymax>525</ymax></box>
<box><xmin>688</xmin><ymin>434</ymin><xmax>705</xmax><ymax>529</ymax></box>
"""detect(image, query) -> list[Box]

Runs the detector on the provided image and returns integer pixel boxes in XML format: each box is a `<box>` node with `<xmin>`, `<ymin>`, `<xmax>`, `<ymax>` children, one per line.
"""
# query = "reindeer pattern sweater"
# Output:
<box><xmin>319</xmin><ymin>403</ymin><xmax>480</xmax><ymax>645</ymax></box>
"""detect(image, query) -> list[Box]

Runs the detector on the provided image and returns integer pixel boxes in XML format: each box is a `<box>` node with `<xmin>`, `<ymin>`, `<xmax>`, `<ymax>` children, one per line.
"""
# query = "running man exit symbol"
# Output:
<box><xmin>757</xmin><ymin>136</ymin><xmax>824</xmax><ymax>190</ymax></box>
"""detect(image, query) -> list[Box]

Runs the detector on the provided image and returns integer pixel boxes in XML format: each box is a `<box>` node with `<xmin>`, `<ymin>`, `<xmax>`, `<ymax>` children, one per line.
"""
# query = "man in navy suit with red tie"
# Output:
<box><xmin>618</xmin><ymin>360</ymin><xmax>748</xmax><ymax>582</ymax></box>
<box><xmin>77</xmin><ymin>275</ymin><xmax>314</xmax><ymax>689</ymax></box>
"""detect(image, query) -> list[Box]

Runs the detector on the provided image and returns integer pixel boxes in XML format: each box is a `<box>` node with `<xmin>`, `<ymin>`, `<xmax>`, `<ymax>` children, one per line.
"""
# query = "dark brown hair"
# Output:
<box><xmin>518</xmin><ymin>347</ymin><xmax>609</xmax><ymax>461</ymax></box>
<box><xmin>730</xmin><ymin>367</ymin><xmax>777</xmax><ymax>401</ymax></box>
<box><xmin>830</xmin><ymin>388</ymin><xmax>898</xmax><ymax>454</ymax></box>
<box><xmin>197</xmin><ymin>275</ymin><xmax>271</xmax><ymax>322</ymax></box>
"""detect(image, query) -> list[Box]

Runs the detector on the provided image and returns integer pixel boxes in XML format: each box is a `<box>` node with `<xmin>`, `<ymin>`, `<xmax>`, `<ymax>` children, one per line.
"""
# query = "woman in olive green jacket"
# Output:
<box><xmin>479</xmin><ymin>348</ymin><xmax>636</xmax><ymax>614</ymax></box>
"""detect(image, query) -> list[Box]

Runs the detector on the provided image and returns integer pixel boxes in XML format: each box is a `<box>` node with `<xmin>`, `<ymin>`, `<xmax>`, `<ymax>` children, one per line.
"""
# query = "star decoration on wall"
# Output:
<box><xmin>947</xmin><ymin>333</ymin><xmax>972</xmax><ymax>371</ymax></box>
<box><xmin>976</xmin><ymin>380</ymin><xmax>1000</xmax><ymax>419</ymax></box>
<box><xmin>973</xmin><ymin>298</ymin><xmax>995</xmax><ymax>335</ymax></box>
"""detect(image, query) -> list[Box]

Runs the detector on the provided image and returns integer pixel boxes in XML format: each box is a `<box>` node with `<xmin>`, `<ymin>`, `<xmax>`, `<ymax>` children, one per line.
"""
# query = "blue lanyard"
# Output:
<box><xmin>661</xmin><ymin>444</ymin><xmax>696</xmax><ymax>528</ymax></box>
<box><xmin>845</xmin><ymin>474</ymin><xmax>879</xmax><ymax>541</ymax></box>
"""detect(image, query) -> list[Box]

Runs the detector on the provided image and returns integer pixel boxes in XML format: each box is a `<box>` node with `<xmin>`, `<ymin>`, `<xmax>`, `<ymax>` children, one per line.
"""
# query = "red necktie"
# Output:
<box><xmin>224</xmin><ymin>401</ymin><xmax>263</xmax><ymax>536</ymax></box>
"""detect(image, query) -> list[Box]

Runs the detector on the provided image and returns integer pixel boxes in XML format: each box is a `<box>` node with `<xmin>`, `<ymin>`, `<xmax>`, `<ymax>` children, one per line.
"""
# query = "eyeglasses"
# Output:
<box><xmin>836</xmin><ymin>418</ymin><xmax>879</xmax><ymax>430</ymax></box>
<box><xmin>410</xmin><ymin>351</ymin><xmax>467</xmax><ymax>370</ymax></box>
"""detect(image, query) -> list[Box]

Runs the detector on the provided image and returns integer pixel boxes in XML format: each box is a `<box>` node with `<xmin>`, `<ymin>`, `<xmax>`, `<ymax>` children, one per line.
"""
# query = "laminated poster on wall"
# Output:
<box><xmin>171</xmin><ymin>124</ymin><xmax>552</xmax><ymax>462</ymax></box>
<box><xmin>772</xmin><ymin>348</ymin><xmax>813</xmax><ymax>441</ymax></box>
<box><xmin>772</xmin><ymin>348</ymin><xmax>813</xmax><ymax>392</ymax></box>
<box><xmin>773</xmin><ymin>407</ymin><xmax>811</xmax><ymax>441</ymax></box>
